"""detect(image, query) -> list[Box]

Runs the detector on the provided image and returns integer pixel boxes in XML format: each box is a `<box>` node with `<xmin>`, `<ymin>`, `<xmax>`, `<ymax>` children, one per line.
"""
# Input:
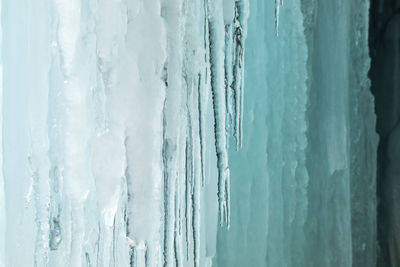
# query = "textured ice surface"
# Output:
<box><xmin>0</xmin><ymin>0</ymin><xmax>377</xmax><ymax>266</ymax></box>
<box><xmin>215</xmin><ymin>0</ymin><xmax>378</xmax><ymax>266</ymax></box>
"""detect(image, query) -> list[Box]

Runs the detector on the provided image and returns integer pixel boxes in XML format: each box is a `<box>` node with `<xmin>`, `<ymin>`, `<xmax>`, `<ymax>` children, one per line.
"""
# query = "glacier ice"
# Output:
<box><xmin>0</xmin><ymin>0</ymin><xmax>378</xmax><ymax>266</ymax></box>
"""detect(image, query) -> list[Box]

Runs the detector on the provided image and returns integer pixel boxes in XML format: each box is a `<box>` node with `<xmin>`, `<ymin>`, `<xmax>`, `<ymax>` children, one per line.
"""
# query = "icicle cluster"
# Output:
<box><xmin>0</xmin><ymin>0</ymin><xmax>379</xmax><ymax>266</ymax></box>
<box><xmin>0</xmin><ymin>0</ymin><xmax>249</xmax><ymax>266</ymax></box>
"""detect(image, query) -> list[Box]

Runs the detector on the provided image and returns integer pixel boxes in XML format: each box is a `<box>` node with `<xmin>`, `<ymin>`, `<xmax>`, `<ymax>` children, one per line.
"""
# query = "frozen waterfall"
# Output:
<box><xmin>0</xmin><ymin>0</ymin><xmax>379</xmax><ymax>266</ymax></box>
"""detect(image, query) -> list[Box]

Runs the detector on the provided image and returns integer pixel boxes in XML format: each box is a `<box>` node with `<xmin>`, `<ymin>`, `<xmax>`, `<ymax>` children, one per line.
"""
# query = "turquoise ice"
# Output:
<box><xmin>0</xmin><ymin>0</ymin><xmax>377</xmax><ymax>266</ymax></box>
<box><xmin>216</xmin><ymin>0</ymin><xmax>377</xmax><ymax>266</ymax></box>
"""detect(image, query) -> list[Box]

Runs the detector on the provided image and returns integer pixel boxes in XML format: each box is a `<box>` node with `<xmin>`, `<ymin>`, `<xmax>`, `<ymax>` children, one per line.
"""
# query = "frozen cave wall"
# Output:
<box><xmin>0</xmin><ymin>0</ymin><xmax>377</xmax><ymax>267</ymax></box>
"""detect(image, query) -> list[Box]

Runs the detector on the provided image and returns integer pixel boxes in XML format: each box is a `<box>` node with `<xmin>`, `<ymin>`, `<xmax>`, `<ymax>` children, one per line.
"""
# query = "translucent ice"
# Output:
<box><xmin>215</xmin><ymin>0</ymin><xmax>377</xmax><ymax>267</ymax></box>
<box><xmin>0</xmin><ymin>0</ymin><xmax>377</xmax><ymax>266</ymax></box>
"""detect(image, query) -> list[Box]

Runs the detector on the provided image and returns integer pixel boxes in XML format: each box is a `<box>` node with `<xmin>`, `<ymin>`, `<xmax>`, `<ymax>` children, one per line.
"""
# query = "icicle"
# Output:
<box><xmin>1</xmin><ymin>0</ymin><xmax>255</xmax><ymax>264</ymax></box>
<box><xmin>173</xmin><ymin>180</ymin><xmax>180</xmax><ymax>267</ymax></box>
<box><xmin>0</xmin><ymin>4</ymin><xmax>4</xmax><ymax>260</ymax></box>
<box><xmin>225</xmin><ymin>170</ymin><xmax>231</xmax><ymax>229</ymax></box>
<box><xmin>187</xmin><ymin>80</ymin><xmax>201</xmax><ymax>267</ymax></box>
<box><xmin>162</xmin><ymin>137</ymin><xmax>175</xmax><ymax>267</ymax></box>
<box><xmin>192</xmin><ymin>80</ymin><xmax>202</xmax><ymax>267</ymax></box>
<box><xmin>232</xmin><ymin>0</ymin><xmax>244</xmax><ymax>150</ymax></box>
<box><xmin>274</xmin><ymin>0</ymin><xmax>283</xmax><ymax>36</ymax></box>
<box><xmin>204</xmin><ymin>0</ymin><xmax>249</xmax><ymax>227</ymax></box>
<box><xmin>219</xmin><ymin>0</ymin><xmax>249</xmax><ymax>150</ymax></box>
<box><xmin>223</xmin><ymin>0</ymin><xmax>236</xmax><ymax>142</ymax></box>
<box><xmin>237</xmin><ymin>0</ymin><xmax>249</xmax><ymax>149</ymax></box>
<box><xmin>202</xmin><ymin>0</ymin><xmax>212</xmax><ymax>186</ymax></box>
<box><xmin>197</xmin><ymin>74</ymin><xmax>206</xmax><ymax>187</ymax></box>
<box><xmin>207</xmin><ymin>2</ymin><xmax>230</xmax><ymax>225</ymax></box>
<box><xmin>191</xmin><ymin>179</ymin><xmax>200</xmax><ymax>267</ymax></box>
<box><xmin>184</xmin><ymin>139</ymin><xmax>191</xmax><ymax>262</ymax></box>
<box><xmin>225</xmin><ymin>24</ymin><xmax>235</xmax><ymax>131</ymax></box>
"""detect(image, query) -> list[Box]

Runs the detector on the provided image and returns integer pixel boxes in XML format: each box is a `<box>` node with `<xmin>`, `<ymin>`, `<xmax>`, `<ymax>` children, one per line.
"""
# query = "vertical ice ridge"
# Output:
<box><xmin>1</xmin><ymin>0</ymin><xmax>253</xmax><ymax>265</ymax></box>
<box><xmin>184</xmin><ymin>139</ymin><xmax>191</xmax><ymax>262</ymax></box>
<box><xmin>177</xmin><ymin>174</ymin><xmax>184</xmax><ymax>266</ymax></box>
<box><xmin>110</xmin><ymin>177</ymin><xmax>130</xmax><ymax>267</ymax></box>
<box><xmin>124</xmin><ymin>0</ymin><xmax>166</xmax><ymax>264</ymax></box>
<box><xmin>186</xmin><ymin>99</ymin><xmax>195</xmax><ymax>266</ymax></box>
<box><xmin>222</xmin><ymin>0</ymin><xmax>249</xmax><ymax>151</ymax></box>
<box><xmin>224</xmin><ymin>24</ymin><xmax>234</xmax><ymax>132</ymax></box>
<box><xmin>191</xmin><ymin>83</ymin><xmax>201</xmax><ymax>267</ymax></box>
<box><xmin>54</xmin><ymin>0</ymin><xmax>102</xmax><ymax>264</ymax></box>
<box><xmin>123</xmin><ymin>137</ymin><xmax>134</xmax><ymax>267</ymax></box>
<box><xmin>191</xmin><ymin>179</ymin><xmax>199</xmax><ymax>267</ymax></box>
<box><xmin>281</xmin><ymin>2</ymin><xmax>309</xmax><ymax>264</ymax></box>
<box><xmin>181</xmin><ymin>0</ymin><xmax>211</xmax><ymax>265</ymax></box>
<box><xmin>0</xmin><ymin>0</ymin><xmax>4</xmax><ymax>261</ymax></box>
<box><xmin>201</xmin><ymin>0</ymin><xmax>212</xmax><ymax>190</ymax></box>
<box><xmin>173</xmin><ymin>180</ymin><xmax>181</xmax><ymax>267</ymax></box>
<box><xmin>348</xmin><ymin>0</ymin><xmax>378</xmax><ymax>265</ymax></box>
<box><xmin>203</xmin><ymin>0</ymin><xmax>212</xmax><ymax>138</ymax></box>
<box><xmin>48</xmin><ymin>16</ymin><xmax>65</xmax><ymax>261</ymax></box>
<box><xmin>275</xmin><ymin>0</ymin><xmax>280</xmax><ymax>35</ymax></box>
<box><xmin>197</xmin><ymin>74</ymin><xmax>206</xmax><ymax>187</ymax></box>
<box><xmin>274</xmin><ymin>0</ymin><xmax>284</xmax><ymax>36</ymax></box>
<box><xmin>129</xmin><ymin>245</ymin><xmax>135</xmax><ymax>267</ymax></box>
<box><xmin>205</xmin><ymin>0</ymin><xmax>249</xmax><ymax>229</ymax></box>
<box><xmin>162</xmin><ymin>136</ymin><xmax>174</xmax><ymax>267</ymax></box>
<box><xmin>186</xmin><ymin>83</ymin><xmax>201</xmax><ymax>267</ymax></box>
<box><xmin>48</xmin><ymin>168</ymin><xmax>62</xmax><ymax>254</ymax></box>
<box><xmin>184</xmin><ymin>137</ymin><xmax>192</xmax><ymax>264</ymax></box>
<box><xmin>160</xmin><ymin>0</ymin><xmax>185</xmax><ymax>265</ymax></box>
<box><xmin>213</xmin><ymin>1</ymin><xmax>317</xmax><ymax>266</ymax></box>
<box><xmin>94</xmin><ymin>1</ymin><xmax>131</xmax><ymax>265</ymax></box>
<box><xmin>207</xmin><ymin>3</ymin><xmax>230</xmax><ymax>226</ymax></box>
<box><xmin>231</xmin><ymin>0</ymin><xmax>249</xmax><ymax>150</ymax></box>
<box><xmin>29</xmin><ymin>152</ymin><xmax>50</xmax><ymax>267</ymax></box>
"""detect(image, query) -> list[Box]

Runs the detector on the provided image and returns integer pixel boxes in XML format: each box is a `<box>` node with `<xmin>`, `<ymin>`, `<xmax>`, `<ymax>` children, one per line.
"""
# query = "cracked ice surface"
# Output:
<box><xmin>0</xmin><ymin>0</ymin><xmax>377</xmax><ymax>266</ymax></box>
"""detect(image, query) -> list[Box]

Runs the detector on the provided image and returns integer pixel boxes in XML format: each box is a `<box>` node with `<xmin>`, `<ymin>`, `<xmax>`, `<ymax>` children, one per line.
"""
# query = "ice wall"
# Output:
<box><xmin>215</xmin><ymin>0</ymin><xmax>378</xmax><ymax>267</ymax></box>
<box><xmin>0</xmin><ymin>0</ymin><xmax>249</xmax><ymax>266</ymax></box>
<box><xmin>0</xmin><ymin>0</ymin><xmax>377</xmax><ymax>266</ymax></box>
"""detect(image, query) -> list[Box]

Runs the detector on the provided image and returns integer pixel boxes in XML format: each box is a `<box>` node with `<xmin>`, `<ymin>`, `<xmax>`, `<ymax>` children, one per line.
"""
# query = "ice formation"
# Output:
<box><xmin>0</xmin><ymin>0</ymin><xmax>377</xmax><ymax>266</ymax></box>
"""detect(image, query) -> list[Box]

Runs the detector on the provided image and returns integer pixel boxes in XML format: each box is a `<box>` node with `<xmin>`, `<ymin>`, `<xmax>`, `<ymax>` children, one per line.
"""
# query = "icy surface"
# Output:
<box><xmin>215</xmin><ymin>0</ymin><xmax>378</xmax><ymax>267</ymax></box>
<box><xmin>0</xmin><ymin>0</ymin><xmax>377</xmax><ymax>266</ymax></box>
